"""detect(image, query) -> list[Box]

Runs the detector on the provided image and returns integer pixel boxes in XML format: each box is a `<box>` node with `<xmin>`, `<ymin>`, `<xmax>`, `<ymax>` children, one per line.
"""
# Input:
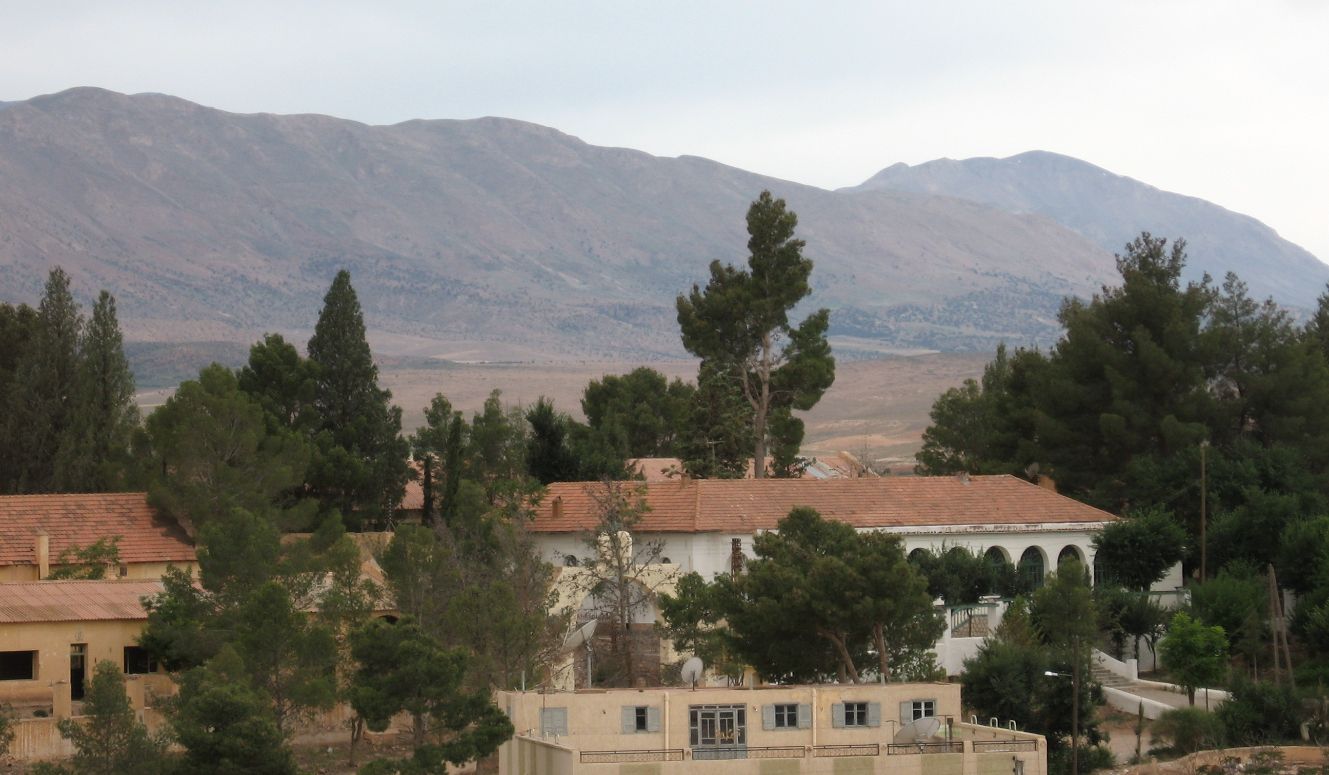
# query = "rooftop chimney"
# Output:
<box><xmin>36</xmin><ymin>532</ymin><xmax>50</xmax><ymax>580</ymax></box>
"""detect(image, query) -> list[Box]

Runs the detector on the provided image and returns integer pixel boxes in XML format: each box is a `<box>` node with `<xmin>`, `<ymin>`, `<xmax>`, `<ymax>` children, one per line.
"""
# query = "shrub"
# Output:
<box><xmin>1150</xmin><ymin>707</ymin><xmax>1225</xmax><ymax>753</ymax></box>
<box><xmin>1215</xmin><ymin>675</ymin><xmax>1302</xmax><ymax>745</ymax></box>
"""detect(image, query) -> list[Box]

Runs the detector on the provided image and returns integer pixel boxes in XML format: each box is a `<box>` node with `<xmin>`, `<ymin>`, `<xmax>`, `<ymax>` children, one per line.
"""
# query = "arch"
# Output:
<box><xmin>983</xmin><ymin>546</ymin><xmax>1011</xmax><ymax>566</ymax></box>
<box><xmin>1017</xmin><ymin>546</ymin><xmax>1046</xmax><ymax>590</ymax></box>
<box><xmin>1057</xmin><ymin>545</ymin><xmax>1084</xmax><ymax>568</ymax></box>
<box><xmin>908</xmin><ymin>548</ymin><xmax>929</xmax><ymax>563</ymax></box>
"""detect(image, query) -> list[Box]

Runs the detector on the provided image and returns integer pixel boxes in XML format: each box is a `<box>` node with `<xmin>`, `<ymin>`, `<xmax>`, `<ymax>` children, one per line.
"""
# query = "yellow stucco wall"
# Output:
<box><xmin>0</xmin><ymin>618</ymin><xmax>160</xmax><ymax>706</ymax></box>
<box><xmin>0</xmin><ymin>561</ymin><xmax>194</xmax><ymax>582</ymax></box>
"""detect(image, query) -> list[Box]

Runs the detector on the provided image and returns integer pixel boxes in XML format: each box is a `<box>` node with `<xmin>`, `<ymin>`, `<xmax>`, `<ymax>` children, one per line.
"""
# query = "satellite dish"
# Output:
<box><xmin>893</xmin><ymin>716</ymin><xmax>941</xmax><ymax>744</ymax></box>
<box><xmin>559</xmin><ymin>619</ymin><xmax>598</xmax><ymax>654</ymax></box>
<box><xmin>681</xmin><ymin>657</ymin><xmax>705</xmax><ymax>688</ymax></box>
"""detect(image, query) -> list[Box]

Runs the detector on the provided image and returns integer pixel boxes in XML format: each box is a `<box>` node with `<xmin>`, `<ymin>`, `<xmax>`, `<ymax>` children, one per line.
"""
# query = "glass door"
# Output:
<box><xmin>689</xmin><ymin>705</ymin><xmax>747</xmax><ymax>759</ymax></box>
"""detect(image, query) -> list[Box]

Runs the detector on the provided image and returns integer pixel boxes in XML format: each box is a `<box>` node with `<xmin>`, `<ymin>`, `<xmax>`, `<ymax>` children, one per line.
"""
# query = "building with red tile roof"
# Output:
<box><xmin>0</xmin><ymin>492</ymin><xmax>196</xmax><ymax>582</ymax></box>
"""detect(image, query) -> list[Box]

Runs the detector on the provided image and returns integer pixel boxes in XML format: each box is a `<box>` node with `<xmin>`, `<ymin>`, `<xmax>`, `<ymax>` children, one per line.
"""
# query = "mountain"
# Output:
<box><xmin>0</xmin><ymin>89</ymin><xmax>1315</xmax><ymax>359</ymax></box>
<box><xmin>850</xmin><ymin>151</ymin><xmax>1328</xmax><ymax>308</ymax></box>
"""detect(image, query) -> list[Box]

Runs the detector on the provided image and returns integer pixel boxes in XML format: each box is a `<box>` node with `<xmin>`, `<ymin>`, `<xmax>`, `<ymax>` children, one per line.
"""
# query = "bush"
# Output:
<box><xmin>1215</xmin><ymin>676</ymin><xmax>1302</xmax><ymax>745</ymax></box>
<box><xmin>1049</xmin><ymin>744</ymin><xmax>1114</xmax><ymax>775</ymax></box>
<box><xmin>1150</xmin><ymin>707</ymin><xmax>1225</xmax><ymax>753</ymax></box>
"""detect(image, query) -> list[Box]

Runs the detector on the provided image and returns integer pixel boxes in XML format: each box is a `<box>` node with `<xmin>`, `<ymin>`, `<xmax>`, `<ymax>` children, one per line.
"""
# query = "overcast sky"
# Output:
<box><xmin>3</xmin><ymin>0</ymin><xmax>1326</xmax><ymax>260</ymax></box>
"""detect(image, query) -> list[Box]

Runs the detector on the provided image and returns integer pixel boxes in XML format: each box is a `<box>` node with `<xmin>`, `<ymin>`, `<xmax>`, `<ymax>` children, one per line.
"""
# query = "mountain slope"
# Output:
<box><xmin>0</xmin><ymin>89</ymin><xmax>1310</xmax><ymax>359</ymax></box>
<box><xmin>850</xmin><ymin>151</ymin><xmax>1328</xmax><ymax>308</ymax></box>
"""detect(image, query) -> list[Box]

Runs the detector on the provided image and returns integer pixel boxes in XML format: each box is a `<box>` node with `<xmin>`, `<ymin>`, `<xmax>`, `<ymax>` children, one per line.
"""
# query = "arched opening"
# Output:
<box><xmin>1057</xmin><ymin>545</ymin><xmax>1084</xmax><ymax>569</ymax></box>
<box><xmin>983</xmin><ymin>546</ymin><xmax>1011</xmax><ymax>566</ymax></box>
<box><xmin>1018</xmin><ymin>547</ymin><xmax>1046</xmax><ymax>591</ymax></box>
<box><xmin>908</xmin><ymin>548</ymin><xmax>928</xmax><ymax>563</ymax></box>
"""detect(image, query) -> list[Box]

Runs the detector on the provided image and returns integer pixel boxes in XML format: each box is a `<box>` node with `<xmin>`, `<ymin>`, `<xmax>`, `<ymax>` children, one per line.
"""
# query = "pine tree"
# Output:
<box><xmin>676</xmin><ymin>191</ymin><xmax>835</xmax><ymax>476</ymax></box>
<box><xmin>305</xmin><ymin>271</ymin><xmax>409</xmax><ymax>527</ymax></box>
<box><xmin>0</xmin><ymin>302</ymin><xmax>39</xmax><ymax>491</ymax></box>
<box><xmin>55</xmin><ymin>291</ymin><xmax>138</xmax><ymax>491</ymax></box>
<box><xmin>6</xmin><ymin>268</ymin><xmax>83</xmax><ymax>491</ymax></box>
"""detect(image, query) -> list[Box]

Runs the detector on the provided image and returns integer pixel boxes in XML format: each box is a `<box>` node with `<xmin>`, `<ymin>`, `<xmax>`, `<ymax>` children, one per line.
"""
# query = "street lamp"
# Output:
<box><xmin>1044</xmin><ymin>669</ymin><xmax>1080</xmax><ymax>775</ymax></box>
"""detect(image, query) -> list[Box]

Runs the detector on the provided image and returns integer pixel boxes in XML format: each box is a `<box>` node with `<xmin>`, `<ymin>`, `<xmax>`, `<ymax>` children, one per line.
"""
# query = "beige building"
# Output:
<box><xmin>0</xmin><ymin>579</ymin><xmax>171</xmax><ymax>710</ymax></box>
<box><xmin>0</xmin><ymin>492</ymin><xmax>196</xmax><ymax>582</ymax></box>
<box><xmin>498</xmin><ymin>683</ymin><xmax>1044</xmax><ymax>775</ymax></box>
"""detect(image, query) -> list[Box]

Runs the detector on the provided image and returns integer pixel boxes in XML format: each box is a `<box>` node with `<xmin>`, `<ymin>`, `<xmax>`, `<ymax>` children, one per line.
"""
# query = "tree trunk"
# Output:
<box><xmin>819</xmin><ymin>627</ymin><xmax>860</xmax><ymax>683</ymax></box>
<box><xmin>872</xmin><ymin>624</ymin><xmax>891</xmax><ymax>682</ymax></box>
<box><xmin>421</xmin><ymin>454</ymin><xmax>434</xmax><ymax>525</ymax></box>
<box><xmin>751</xmin><ymin>332</ymin><xmax>774</xmax><ymax>478</ymax></box>
<box><xmin>413</xmin><ymin>711</ymin><xmax>426</xmax><ymax>747</ymax></box>
<box><xmin>349</xmin><ymin>716</ymin><xmax>364</xmax><ymax>766</ymax></box>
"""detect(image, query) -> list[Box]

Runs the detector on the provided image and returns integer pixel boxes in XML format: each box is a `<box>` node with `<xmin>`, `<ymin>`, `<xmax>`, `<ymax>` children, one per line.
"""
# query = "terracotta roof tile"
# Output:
<box><xmin>0</xmin><ymin>579</ymin><xmax>164</xmax><ymax>623</ymax></box>
<box><xmin>0</xmin><ymin>493</ymin><xmax>196</xmax><ymax>568</ymax></box>
<box><xmin>532</xmin><ymin>476</ymin><xmax>1117</xmax><ymax>534</ymax></box>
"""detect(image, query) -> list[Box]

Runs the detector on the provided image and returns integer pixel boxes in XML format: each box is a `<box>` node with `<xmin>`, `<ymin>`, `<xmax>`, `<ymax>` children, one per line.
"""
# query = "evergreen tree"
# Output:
<box><xmin>36</xmin><ymin>661</ymin><xmax>169</xmax><ymax>775</ymax></box>
<box><xmin>55</xmin><ymin>291</ymin><xmax>138</xmax><ymax>491</ymax></box>
<box><xmin>171</xmin><ymin>647</ymin><xmax>297</xmax><ymax>775</ymax></box>
<box><xmin>6</xmin><ymin>268</ymin><xmax>83</xmax><ymax>491</ymax></box>
<box><xmin>678</xmin><ymin>360</ymin><xmax>752</xmax><ymax>478</ymax></box>
<box><xmin>236</xmin><ymin>333</ymin><xmax>319</xmax><ymax>433</ymax></box>
<box><xmin>0</xmin><ymin>301</ymin><xmax>39</xmax><ymax>491</ymax></box>
<box><xmin>525</xmin><ymin>397</ymin><xmax>580</xmax><ymax>484</ymax></box>
<box><xmin>305</xmin><ymin>271</ymin><xmax>410</xmax><ymax>527</ymax></box>
<box><xmin>467</xmin><ymin>390</ymin><xmax>527</xmax><ymax>501</ymax></box>
<box><xmin>676</xmin><ymin>191</ymin><xmax>835</xmax><ymax>477</ymax></box>
<box><xmin>581</xmin><ymin>367</ymin><xmax>694</xmax><ymax>457</ymax></box>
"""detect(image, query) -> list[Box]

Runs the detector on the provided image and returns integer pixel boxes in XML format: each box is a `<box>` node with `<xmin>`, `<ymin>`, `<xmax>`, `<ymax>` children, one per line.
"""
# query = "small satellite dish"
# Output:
<box><xmin>559</xmin><ymin>619</ymin><xmax>598</xmax><ymax>654</ymax></box>
<box><xmin>893</xmin><ymin>716</ymin><xmax>941</xmax><ymax>744</ymax></box>
<box><xmin>681</xmin><ymin>657</ymin><xmax>705</xmax><ymax>688</ymax></box>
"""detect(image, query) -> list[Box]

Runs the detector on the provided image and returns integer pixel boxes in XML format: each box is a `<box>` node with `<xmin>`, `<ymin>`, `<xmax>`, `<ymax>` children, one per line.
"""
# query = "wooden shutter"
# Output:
<box><xmin>646</xmin><ymin>706</ymin><xmax>661</xmax><ymax>732</ymax></box>
<box><xmin>831</xmin><ymin>702</ymin><xmax>845</xmax><ymax>728</ymax></box>
<box><xmin>621</xmin><ymin>706</ymin><xmax>637</xmax><ymax>733</ymax></box>
<box><xmin>900</xmin><ymin>702</ymin><xmax>914</xmax><ymax>723</ymax></box>
<box><xmin>797</xmin><ymin>704</ymin><xmax>812</xmax><ymax>729</ymax></box>
<box><xmin>762</xmin><ymin>705</ymin><xmax>776</xmax><ymax>730</ymax></box>
<box><xmin>867</xmin><ymin>702</ymin><xmax>881</xmax><ymax>728</ymax></box>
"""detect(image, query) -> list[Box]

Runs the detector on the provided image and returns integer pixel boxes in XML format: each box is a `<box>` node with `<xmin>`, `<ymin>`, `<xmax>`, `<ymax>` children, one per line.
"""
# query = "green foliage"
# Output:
<box><xmin>144</xmin><ymin>364</ymin><xmax>312</xmax><ymax>533</ymax></box>
<box><xmin>467</xmin><ymin>390</ymin><xmax>529</xmax><ymax>501</ymax></box>
<box><xmin>47</xmin><ymin>537</ymin><xmax>121</xmax><ymax>580</ymax></box>
<box><xmin>582</xmin><ymin>367</ymin><xmax>694</xmax><ymax>458</ymax></box>
<box><xmin>524</xmin><ymin>397</ymin><xmax>630</xmax><ymax>484</ymax></box>
<box><xmin>170</xmin><ymin>647</ymin><xmax>297</xmax><ymax>775</ymax></box>
<box><xmin>232</xmin><ymin>581</ymin><xmax>339</xmax><ymax>733</ymax></box>
<box><xmin>657</xmin><ymin>572</ymin><xmax>747</xmax><ymax>684</ymax></box>
<box><xmin>1091</xmin><ymin>507</ymin><xmax>1187</xmax><ymax>591</ymax></box>
<box><xmin>907</xmin><ymin>545</ymin><xmax>1021</xmax><ymax>604</ymax></box>
<box><xmin>236</xmin><ymin>333</ymin><xmax>319</xmax><ymax>433</ymax></box>
<box><xmin>348</xmin><ymin>617</ymin><xmax>513</xmax><ymax>764</ymax></box>
<box><xmin>1159</xmin><ymin>612</ymin><xmax>1229</xmax><ymax>705</ymax></box>
<box><xmin>1030</xmin><ymin>559</ymin><xmax>1097</xmax><ymax>650</ymax></box>
<box><xmin>5</xmin><ymin>267</ymin><xmax>83</xmax><ymax>492</ymax></box>
<box><xmin>41</xmin><ymin>661</ymin><xmax>170</xmax><ymax>775</ymax></box>
<box><xmin>961</xmin><ymin>640</ymin><xmax>1102</xmax><ymax>751</ymax></box>
<box><xmin>1214</xmin><ymin>675</ymin><xmax>1303</xmax><ymax>744</ymax></box>
<box><xmin>675</xmin><ymin>507</ymin><xmax>942</xmax><ymax>683</ymax></box>
<box><xmin>1189</xmin><ymin>564</ymin><xmax>1266</xmax><ymax>665</ymax></box>
<box><xmin>140</xmin><ymin>565</ymin><xmax>226</xmax><ymax>671</ymax></box>
<box><xmin>677</xmin><ymin>360</ymin><xmax>752</xmax><ymax>478</ymax></box>
<box><xmin>304</xmin><ymin>270</ymin><xmax>411</xmax><ymax>527</ymax></box>
<box><xmin>54</xmin><ymin>290</ymin><xmax>139</xmax><ymax>491</ymax></box>
<box><xmin>1150</xmin><ymin>707</ymin><xmax>1225</xmax><ymax>754</ymax></box>
<box><xmin>1277</xmin><ymin>515</ymin><xmax>1329</xmax><ymax>596</ymax></box>
<box><xmin>676</xmin><ymin>190</ymin><xmax>834</xmax><ymax>477</ymax></box>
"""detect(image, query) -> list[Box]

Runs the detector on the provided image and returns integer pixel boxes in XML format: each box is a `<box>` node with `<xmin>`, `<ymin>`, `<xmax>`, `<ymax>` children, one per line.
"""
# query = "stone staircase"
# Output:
<box><xmin>1091</xmin><ymin>663</ymin><xmax>1133</xmax><ymax>689</ymax></box>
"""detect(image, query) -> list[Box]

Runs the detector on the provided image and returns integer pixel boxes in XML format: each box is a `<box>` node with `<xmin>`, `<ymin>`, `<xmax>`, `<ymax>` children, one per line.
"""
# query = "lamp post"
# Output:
<box><xmin>1045</xmin><ymin>665</ymin><xmax>1079</xmax><ymax>775</ymax></box>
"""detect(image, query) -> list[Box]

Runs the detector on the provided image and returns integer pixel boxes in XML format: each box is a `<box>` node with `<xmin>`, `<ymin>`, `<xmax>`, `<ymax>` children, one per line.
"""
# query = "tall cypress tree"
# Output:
<box><xmin>6</xmin><ymin>268</ymin><xmax>83</xmax><ymax>492</ymax></box>
<box><xmin>305</xmin><ymin>271</ymin><xmax>409</xmax><ymax>527</ymax></box>
<box><xmin>55</xmin><ymin>291</ymin><xmax>139</xmax><ymax>491</ymax></box>
<box><xmin>0</xmin><ymin>302</ymin><xmax>39</xmax><ymax>492</ymax></box>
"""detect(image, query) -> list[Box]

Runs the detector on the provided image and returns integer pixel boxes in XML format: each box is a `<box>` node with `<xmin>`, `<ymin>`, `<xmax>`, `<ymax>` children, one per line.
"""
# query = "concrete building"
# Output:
<box><xmin>497</xmin><ymin>682</ymin><xmax>1045</xmax><ymax>775</ymax></box>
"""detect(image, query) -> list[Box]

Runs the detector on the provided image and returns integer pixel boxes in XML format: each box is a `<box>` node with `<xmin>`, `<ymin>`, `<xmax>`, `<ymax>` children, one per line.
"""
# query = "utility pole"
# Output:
<box><xmin>1199</xmin><ymin>440</ymin><xmax>1209</xmax><ymax>582</ymax></box>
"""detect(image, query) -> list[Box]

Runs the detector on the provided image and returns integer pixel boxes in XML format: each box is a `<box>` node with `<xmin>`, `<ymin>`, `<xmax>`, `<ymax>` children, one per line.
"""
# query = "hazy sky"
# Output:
<box><xmin>3</xmin><ymin>0</ymin><xmax>1326</xmax><ymax>260</ymax></box>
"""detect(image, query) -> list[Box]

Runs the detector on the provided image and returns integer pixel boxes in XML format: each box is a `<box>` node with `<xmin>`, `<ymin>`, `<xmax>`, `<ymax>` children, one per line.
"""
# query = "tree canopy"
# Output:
<box><xmin>676</xmin><ymin>191</ymin><xmax>834</xmax><ymax>477</ymax></box>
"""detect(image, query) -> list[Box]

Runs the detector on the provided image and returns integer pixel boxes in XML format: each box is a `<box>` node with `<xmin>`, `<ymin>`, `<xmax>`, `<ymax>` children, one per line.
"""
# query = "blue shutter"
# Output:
<box><xmin>762</xmin><ymin>705</ymin><xmax>776</xmax><ymax>730</ymax></box>
<box><xmin>646</xmin><ymin>707</ymin><xmax>661</xmax><ymax>732</ymax></box>
<box><xmin>797</xmin><ymin>704</ymin><xmax>812</xmax><ymax>729</ymax></box>
<box><xmin>621</xmin><ymin>706</ymin><xmax>636</xmax><ymax>733</ymax></box>
<box><xmin>832</xmin><ymin>703</ymin><xmax>845</xmax><ymax>728</ymax></box>
<box><xmin>867</xmin><ymin>702</ymin><xmax>881</xmax><ymax>728</ymax></box>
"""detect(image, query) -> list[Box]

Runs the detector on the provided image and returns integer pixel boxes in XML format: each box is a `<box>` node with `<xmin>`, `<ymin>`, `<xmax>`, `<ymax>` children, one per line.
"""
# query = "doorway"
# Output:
<box><xmin>689</xmin><ymin>704</ymin><xmax>747</xmax><ymax>759</ymax></box>
<box><xmin>70</xmin><ymin>644</ymin><xmax>87</xmax><ymax>701</ymax></box>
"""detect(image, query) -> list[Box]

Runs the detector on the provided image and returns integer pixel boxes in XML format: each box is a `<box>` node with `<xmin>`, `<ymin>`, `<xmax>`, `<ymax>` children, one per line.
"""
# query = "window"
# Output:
<box><xmin>0</xmin><ymin>651</ymin><xmax>35</xmax><ymax>681</ymax></box>
<box><xmin>621</xmin><ymin>705</ymin><xmax>660</xmax><ymax>733</ymax></box>
<box><xmin>540</xmin><ymin>707</ymin><xmax>568</xmax><ymax>737</ymax></box>
<box><xmin>833</xmin><ymin>701</ymin><xmax>880</xmax><ymax>728</ymax></box>
<box><xmin>900</xmin><ymin>699</ymin><xmax>937</xmax><ymax>723</ymax></box>
<box><xmin>124</xmin><ymin>646</ymin><xmax>157</xmax><ymax>675</ymax></box>
<box><xmin>844</xmin><ymin>702</ymin><xmax>868</xmax><ymax>727</ymax></box>
<box><xmin>762</xmin><ymin>703</ymin><xmax>808</xmax><ymax>730</ymax></box>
